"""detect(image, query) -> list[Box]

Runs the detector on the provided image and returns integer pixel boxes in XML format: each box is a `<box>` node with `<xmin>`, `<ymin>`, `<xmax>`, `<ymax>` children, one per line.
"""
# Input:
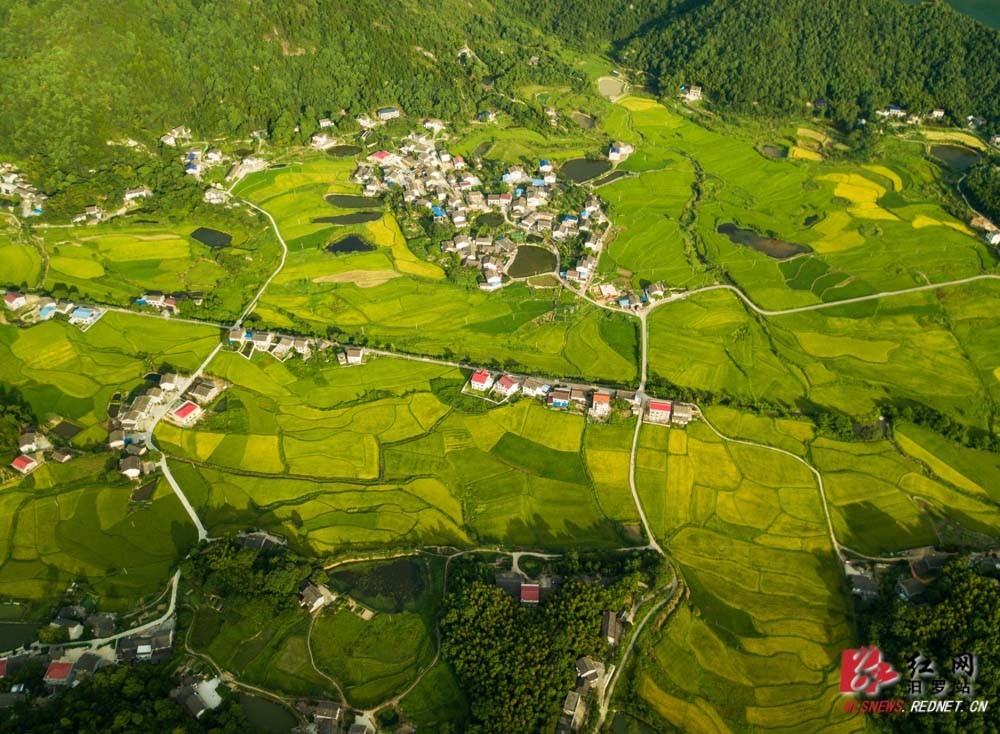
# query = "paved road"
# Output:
<box><xmin>237</xmin><ymin>200</ymin><xmax>290</xmax><ymax>328</ymax></box>
<box><xmin>84</xmin><ymin>570</ymin><xmax>181</xmax><ymax>647</ymax></box>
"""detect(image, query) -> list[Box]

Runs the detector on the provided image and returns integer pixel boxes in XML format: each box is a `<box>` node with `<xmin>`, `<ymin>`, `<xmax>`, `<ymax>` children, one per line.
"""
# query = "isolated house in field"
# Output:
<box><xmin>346</xmin><ymin>347</ymin><xmax>364</xmax><ymax>365</ymax></box>
<box><xmin>51</xmin><ymin>449</ymin><xmax>72</xmax><ymax>463</ymax></box>
<box><xmin>469</xmin><ymin>369</ymin><xmax>494</xmax><ymax>392</ymax></box>
<box><xmin>646</xmin><ymin>400</ymin><xmax>672</xmax><ymax>424</ymax></box>
<box><xmin>377</xmin><ymin>106</ymin><xmax>401</xmax><ymax>121</ymax></box>
<box><xmin>682</xmin><ymin>85</ymin><xmax>703</xmax><ymax>101</ymax></box>
<box><xmin>520</xmin><ymin>583</ymin><xmax>540</xmax><ymax>605</ymax></box>
<box><xmin>671</xmin><ymin>404</ymin><xmax>694</xmax><ymax>426</ymax></box>
<box><xmin>10</xmin><ymin>455</ymin><xmax>37</xmax><ymax>475</ymax></box>
<box><xmin>44</xmin><ymin>661</ymin><xmax>75</xmax><ymax>688</ymax></box>
<box><xmin>602</xmin><ymin>610</ymin><xmax>622</xmax><ymax>646</ymax></box>
<box><xmin>3</xmin><ymin>292</ymin><xmax>26</xmax><ymax>310</ymax></box>
<box><xmin>589</xmin><ymin>391</ymin><xmax>611</xmax><ymax>418</ymax></box>
<box><xmin>608</xmin><ymin>141</ymin><xmax>634</xmax><ymax>162</ymax></box>
<box><xmin>494</xmin><ymin>375</ymin><xmax>520</xmax><ymax>398</ymax></box>
<box><xmin>120</xmin><ymin>456</ymin><xmax>143</xmax><ymax>480</ymax></box>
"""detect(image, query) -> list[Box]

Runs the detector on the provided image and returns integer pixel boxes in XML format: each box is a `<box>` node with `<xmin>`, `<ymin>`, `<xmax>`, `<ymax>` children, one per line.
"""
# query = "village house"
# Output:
<box><xmin>204</xmin><ymin>187</ymin><xmax>229</xmax><ymax>205</ymax></box>
<box><xmin>928</xmin><ymin>109</ymin><xmax>945</xmax><ymax>120</ymax></box>
<box><xmin>992</xmin><ymin>134</ymin><xmax>1000</xmax><ymax>148</ymax></box>
<box><xmin>123</xmin><ymin>186</ymin><xmax>152</xmax><ymax>202</ymax></box>
<box><xmin>608</xmin><ymin>141</ymin><xmax>634</xmax><ymax>162</ymax></box>
<box><xmin>51</xmin><ymin>449</ymin><xmax>73</xmax><ymax>463</ymax></box>
<box><xmin>172</xmin><ymin>684</ymin><xmax>209</xmax><ymax>720</ymax></box>
<box><xmin>108</xmin><ymin>430</ymin><xmax>125</xmax><ymax>450</ymax></box>
<box><xmin>520</xmin><ymin>583</ymin><xmax>540</xmax><ymax>605</ymax></box>
<box><xmin>850</xmin><ymin>574</ymin><xmax>879</xmax><ymax>601</ymax></box>
<box><xmin>119</xmin><ymin>456</ymin><xmax>143</xmax><ymax>480</ymax></box>
<box><xmin>312</xmin><ymin>702</ymin><xmax>343</xmax><ymax>734</ymax></box>
<box><xmin>671</xmin><ymin>403</ymin><xmax>694</xmax><ymax>426</ymax></box>
<box><xmin>159</xmin><ymin>373</ymin><xmax>180</xmax><ymax>392</ymax></box>
<box><xmin>299</xmin><ymin>582</ymin><xmax>330</xmax><ymax>613</ymax></box>
<box><xmin>469</xmin><ymin>369</ymin><xmax>494</xmax><ymax>392</ymax></box>
<box><xmin>876</xmin><ymin>106</ymin><xmax>907</xmax><ymax>120</ymax></box>
<box><xmin>493</xmin><ymin>374</ymin><xmax>520</xmax><ymax>398</ymax></box>
<box><xmin>348</xmin><ymin>724</ymin><xmax>374</xmax><ymax>734</ymax></box>
<box><xmin>43</xmin><ymin>661</ymin><xmax>75</xmax><ymax>688</ymax></box>
<box><xmin>589</xmin><ymin>391</ymin><xmax>611</xmax><ymax>418</ymax></box>
<box><xmin>10</xmin><ymin>455</ymin><xmax>37</xmax><ymax>475</ymax></box>
<box><xmin>548</xmin><ymin>388</ymin><xmax>571</xmax><ymax>408</ymax></box>
<box><xmin>562</xmin><ymin>690</ymin><xmax>582</xmax><ymax>719</ymax></box>
<box><xmin>521</xmin><ymin>377</ymin><xmax>551</xmax><ymax>398</ymax></box>
<box><xmin>576</xmin><ymin>656</ymin><xmax>601</xmax><ymax>684</ymax></box>
<box><xmin>3</xmin><ymin>292</ymin><xmax>26</xmax><ymax>310</ymax></box>
<box><xmin>188</xmin><ymin>379</ymin><xmax>220</xmax><ymax>404</ymax></box>
<box><xmin>570</xmin><ymin>388</ymin><xmax>588</xmax><ymax>405</ymax></box>
<box><xmin>682</xmin><ymin>85</ymin><xmax>703</xmax><ymax>102</ymax></box>
<box><xmin>85</xmin><ymin>613</ymin><xmax>117</xmax><ymax>639</ymax></box>
<box><xmin>318</xmin><ymin>117</ymin><xmax>335</xmax><ymax>129</ymax></box>
<box><xmin>896</xmin><ymin>576</ymin><xmax>927</xmax><ymax>600</ymax></box>
<box><xmin>644</xmin><ymin>281</ymin><xmax>666</xmax><ymax>300</ymax></box>
<box><xmin>18</xmin><ymin>432</ymin><xmax>37</xmax><ymax>454</ymax></box>
<box><xmin>171</xmin><ymin>401</ymin><xmax>202</xmax><ymax>426</ymax></box>
<box><xmin>251</xmin><ymin>331</ymin><xmax>274</xmax><ymax>350</ymax></box>
<box><xmin>646</xmin><ymin>400</ymin><xmax>673</xmax><ymax>424</ymax></box>
<box><xmin>346</xmin><ymin>346</ymin><xmax>364</xmax><ymax>365</ymax></box>
<box><xmin>602</xmin><ymin>610</ymin><xmax>623</xmax><ymax>646</ymax></box>
<box><xmin>311</xmin><ymin>133</ymin><xmax>336</xmax><ymax>150</ymax></box>
<box><xmin>49</xmin><ymin>617</ymin><xmax>84</xmax><ymax>641</ymax></box>
<box><xmin>376</xmin><ymin>106</ymin><xmax>401</xmax><ymax>121</ymax></box>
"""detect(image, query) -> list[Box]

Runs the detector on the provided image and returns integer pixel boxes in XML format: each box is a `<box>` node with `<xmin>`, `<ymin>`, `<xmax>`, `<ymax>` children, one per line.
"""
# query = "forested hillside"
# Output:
<box><xmin>0</xmin><ymin>0</ymin><xmax>577</xmax><ymax>206</ymax></box>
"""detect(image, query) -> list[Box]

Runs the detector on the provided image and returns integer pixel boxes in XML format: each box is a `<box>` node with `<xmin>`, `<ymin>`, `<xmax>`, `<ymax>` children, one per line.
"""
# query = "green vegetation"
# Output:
<box><xmin>633</xmin><ymin>422</ymin><xmax>859</xmax><ymax>733</ymax></box>
<box><xmin>157</xmin><ymin>354</ymin><xmax>633</xmax><ymax>551</ymax></box>
<box><xmin>965</xmin><ymin>155</ymin><xmax>1000</xmax><ymax>222</ymax></box>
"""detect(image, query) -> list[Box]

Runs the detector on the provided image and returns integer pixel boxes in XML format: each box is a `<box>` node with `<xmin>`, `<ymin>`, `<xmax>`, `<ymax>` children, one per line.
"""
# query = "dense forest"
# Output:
<box><xmin>965</xmin><ymin>156</ymin><xmax>1000</xmax><ymax>223</ymax></box>
<box><xmin>867</xmin><ymin>562</ymin><xmax>1000</xmax><ymax>733</ymax></box>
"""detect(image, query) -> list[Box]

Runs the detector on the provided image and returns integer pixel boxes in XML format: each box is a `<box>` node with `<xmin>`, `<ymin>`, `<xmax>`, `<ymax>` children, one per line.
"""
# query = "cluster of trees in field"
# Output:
<box><xmin>0</xmin><ymin>385</ymin><xmax>35</xmax><ymax>457</ymax></box>
<box><xmin>0</xmin><ymin>663</ymin><xmax>249</xmax><ymax>733</ymax></box>
<box><xmin>181</xmin><ymin>538</ymin><xmax>317</xmax><ymax>614</ymax></box>
<box><xmin>964</xmin><ymin>156</ymin><xmax>1000</xmax><ymax>223</ymax></box>
<box><xmin>865</xmin><ymin>561</ymin><xmax>999</xmax><ymax>733</ymax></box>
<box><xmin>882</xmin><ymin>401</ymin><xmax>999</xmax><ymax>454</ymax></box>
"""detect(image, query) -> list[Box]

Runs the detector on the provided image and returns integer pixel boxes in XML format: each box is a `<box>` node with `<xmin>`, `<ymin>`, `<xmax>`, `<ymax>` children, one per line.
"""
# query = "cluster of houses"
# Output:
<box><xmin>226</xmin><ymin>326</ymin><xmax>363</xmax><ymax>365</ymax></box>
<box><xmin>224</xmin><ymin>155</ymin><xmax>268</xmax><ymax>184</ymax></box>
<box><xmin>0</xmin><ymin>163</ymin><xmax>46</xmax><ymax>217</ymax></box>
<box><xmin>872</xmin><ymin>105</ymin><xmax>994</xmax><ymax>132</ymax></box>
<box><xmin>179</xmin><ymin>145</ymin><xmax>224</xmax><ymax>180</ymax></box>
<box><xmin>846</xmin><ymin>550</ymin><xmax>1000</xmax><ymax>604</ymax></box>
<box><xmin>464</xmin><ymin>369</ymin><xmax>694</xmax><ymax>425</ymax></box>
<box><xmin>592</xmin><ymin>280</ymin><xmax>672</xmax><ymax>312</ymax></box>
<box><xmin>3</xmin><ymin>291</ymin><xmax>103</xmax><ymax>331</ymax></box>
<box><xmin>8</xmin><ymin>427</ymin><xmax>66</xmax><ymax>478</ymax></box>
<box><xmin>136</xmin><ymin>290</ymin><xmax>203</xmax><ymax>316</ymax></box>
<box><xmin>353</xmin><ymin>129</ymin><xmax>610</xmax><ymax>290</ymax></box>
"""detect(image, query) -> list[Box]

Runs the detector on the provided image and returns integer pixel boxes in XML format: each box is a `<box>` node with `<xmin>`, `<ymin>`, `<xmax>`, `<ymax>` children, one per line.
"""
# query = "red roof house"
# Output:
<box><xmin>647</xmin><ymin>400</ymin><xmax>673</xmax><ymax>424</ymax></box>
<box><xmin>590</xmin><ymin>391</ymin><xmax>611</xmax><ymax>417</ymax></box>
<box><xmin>44</xmin><ymin>661</ymin><xmax>75</xmax><ymax>686</ymax></box>
<box><xmin>172</xmin><ymin>401</ymin><xmax>201</xmax><ymax>424</ymax></box>
<box><xmin>520</xmin><ymin>583</ymin><xmax>540</xmax><ymax>604</ymax></box>
<box><xmin>469</xmin><ymin>369</ymin><xmax>493</xmax><ymax>391</ymax></box>
<box><xmin>11</xmin><ymin>455</ymin><xmax>37</xmax><ymax>474</ymax></box>
<box><xmin>494</xmin><ymin>375</ymin><xmax>519</xmax><ymax>397</ymax></box>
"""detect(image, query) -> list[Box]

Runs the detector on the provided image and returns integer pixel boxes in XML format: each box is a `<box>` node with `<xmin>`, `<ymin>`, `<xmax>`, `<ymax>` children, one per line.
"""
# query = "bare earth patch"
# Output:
<box><xmin>312</xmin><ymin>270</ymin><xmax>401</xmax><ymax>288</ymax></box>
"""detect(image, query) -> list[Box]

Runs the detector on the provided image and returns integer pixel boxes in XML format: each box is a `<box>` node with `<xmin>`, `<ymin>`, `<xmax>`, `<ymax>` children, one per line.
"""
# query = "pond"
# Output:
<box><xmin>571</xmin><ymin>111</ymin><xmax>595</xmax><ymax>129</ymax></box>
<box><xmin>717</xmin><ymin>223</ymin><xmax>809</xmax><ymax>259</ymax></box>
<box><xmin>561</xmin><ymin>158</ymin><xmax>612</xmax><ymax>183</ymax></box>
<box><xmin>190</xmin><ymin>227</ymin><xmax>232</xmax><ymax>249</ymax></box>
<box><xmin>312</xmin><ymin>212</ymin><xmax>383</xmax><ymax>225</ymax></box>
<box><xmin>930</xmin><ymin>145</ymin><xmax>981</xmax><ymax>172</ymax></box>
<box><xmin>239</xmin><ymin>694</ymin><xmax>296</xmax><ymax>734</ymax></box>
<box><xmin>508</xmin><ymin>245</ymin><xmax>557</xmax><ymax>277</ymax></box>
<box><xmin>475</xmin><ymin>212</ymin><xmax>504</xmax><ymax>228</ymax></box>
<box><xmin>325</xmin><ymin>194</ymin><xmax>379</xmax><ymax>208</ymax></box>
<box><xmin>326</xmin><ymin>235</ymin><xmax>376</xmax><ymax>254</ymax></box>
<box><xmin>329</xmin><ymin>557</ymin><xmax>427</xmax><ymax>613</ymax></box>
<box><xmin>593</xmin><ymin>170</ymin><xmax>629</xmax><ymax>187</ymax></box>
<box><xmin>0</xmin><ymin>622</ymin><xmax>39</xmax><ymax>650</ymax></box>
<box><xmin>326</xmin><ymin>144</ymin><xmax>362</xmax><ymax>157</ymax></box>
<box><xmin>803</xmin><ymin>214</ymin><xmax>821</xmax><ymax>227</ymax></box>
<box><xmin>761</xmin><ymin>144</ymin><xmax>789</xmax><ymax>159</ymax></box>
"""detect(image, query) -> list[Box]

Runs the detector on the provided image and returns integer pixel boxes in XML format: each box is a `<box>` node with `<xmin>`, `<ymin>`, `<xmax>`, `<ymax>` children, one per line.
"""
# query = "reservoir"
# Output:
<box><xmin>508</xmin><ymin>246</ymin><xmax>557</xmax><ymax>277</ymax></box>
<box><xmin>327</xmin><ymin>235</ymin><xmax>376</xmax><ymax>254</ymax></box>
<box><xmin>930</xmin><ymin>145</ymin><xmax>980</xmax><ymax>172</ymax></box>
<box><xmin>717</xmin><ymin>223</ymin><xmax>809</xmax><ymax>259</ymax></box>
<box><xmin>190</xmin><ymin>227</ymin><xmax>232</xmax><ymax>248</ymax></box>
<box><xmin>561</xmin><ymin>158</ymin><xmax>612</xmax><ymax>183</ymax></box>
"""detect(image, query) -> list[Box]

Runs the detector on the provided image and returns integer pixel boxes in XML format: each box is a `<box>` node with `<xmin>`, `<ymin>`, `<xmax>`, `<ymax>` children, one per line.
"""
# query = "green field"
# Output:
<box><xmin>635</xmin><ymin>422</ymin><xmax>861</xmax><ymax>734</ymax></box>
<box><xmin>156</xmin><ymin>353</ymin><xmax>633</xmax><ymax>552</ymax></box>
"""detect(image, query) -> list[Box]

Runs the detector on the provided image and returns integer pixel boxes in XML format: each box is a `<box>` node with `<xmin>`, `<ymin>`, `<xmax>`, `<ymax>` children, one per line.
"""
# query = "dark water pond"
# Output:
<box><xmin>239</xmin><ymin>694</ymin><xmax>296</xmax><ymax>734</ymax></box>
<box><xmin>327</xmin><ymin>235</ymin><xmax>375</xmax><ymax>254</ymax></box>
<box><xmin>762</xmin><ymin>144</ymin><xmax>789</xmax><ymax>159</ymax></box>
<box><xmin>0</xmin><ymin>622</ymin><xmax>39</xmax><ymax>650</ymax></box>
<box><xmin>476</xmin><ymin>212</ymin><xmax>504</xmax><ymax>227</ymax></box>
<box><xmin>562</xmin><ymin>158</ymin><xmax>612</xmax><ymax>183</ymax></box>
<box><xmin>572</xmin><ymin>111</ymin><xmax>596</xmax><ymax>129</ymax></box>
<box><xmin>190</xmin><ymin>227</ymin><xmax>232</xmax><ymax>248</ymax></box>
<box><xmin>930</xmin><ymin>145</ymin><xmax>981</xmax><ymax>172</ymax></box>
<box><xmin>330</xmin><ymin>557</ymin><xmax>426</xmax><ymax>612</ymax></box>
<box><xmin>313</xmin><ymin>212</ymin><xmax>382</xmax><ymax>225</ymax></box>
<box><xmin>717</xmin><ymin>223</ymin><xmax>809</xmax><ymax>259</ymax></box>
<box><xmin>326</xmin><ymin>144</ymin><xmax>362</xmax><ymax>157</ymax></box>
<box><xmin>804</xmin><ymin>214</ymin><xmax>820</xmax><ymax>227</ymax></box>
<box><xmin>508</xmin><ymin>245</ymin><xmax>557</xmax><ymax>277</ymax></box>
<box><xmin>325</xmin><ymin>194</ymin><xmax>378</xmax><ymax>208</ymax></box>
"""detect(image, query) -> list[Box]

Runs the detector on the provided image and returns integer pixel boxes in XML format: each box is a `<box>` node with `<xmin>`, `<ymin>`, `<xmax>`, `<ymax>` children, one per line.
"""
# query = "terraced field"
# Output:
<box><xmin>635</xmin><ymin>422</ymin><xmax>861</xmax><ymax>734</ymax></box>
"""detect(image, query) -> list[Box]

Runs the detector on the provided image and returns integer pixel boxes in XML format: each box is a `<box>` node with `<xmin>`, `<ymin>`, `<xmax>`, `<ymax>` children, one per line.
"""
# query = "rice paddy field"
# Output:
<box><xmin>0</xmin><ymin>233</ymin><xmax>42</xmax><ymax>286</ymax></box>
<box><xmin>232</xmin><ymin>153</ymin><xmax>639</xmax><ymax>385</ymax></box>
<box><xmin>155</xmin><ymin>353</ymin><xmax>633</xmax><ymax>552</ymax></box>
<box><xmin>634</xmin><ymin>422</ymin><xmax>861</xmax><ymax>734</ymax></box>
<box><xmin>35</xmin><ymin>217</ymin><xmax>280</xmax><ymax>318</ymax></box>
<box><xmin>0</xmin><ymin>315</ymin><xmax>220</xmax><ymax>608</ymax></box>
<box><xmin>648</xmin><ymin>280</ymin><xmax>1000</xmax><ymax>429</ymax></box>
<box><xmin>597</xmin><ymin>96</ymin><xmax>995</xmax><ymax>306</ymax></box>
